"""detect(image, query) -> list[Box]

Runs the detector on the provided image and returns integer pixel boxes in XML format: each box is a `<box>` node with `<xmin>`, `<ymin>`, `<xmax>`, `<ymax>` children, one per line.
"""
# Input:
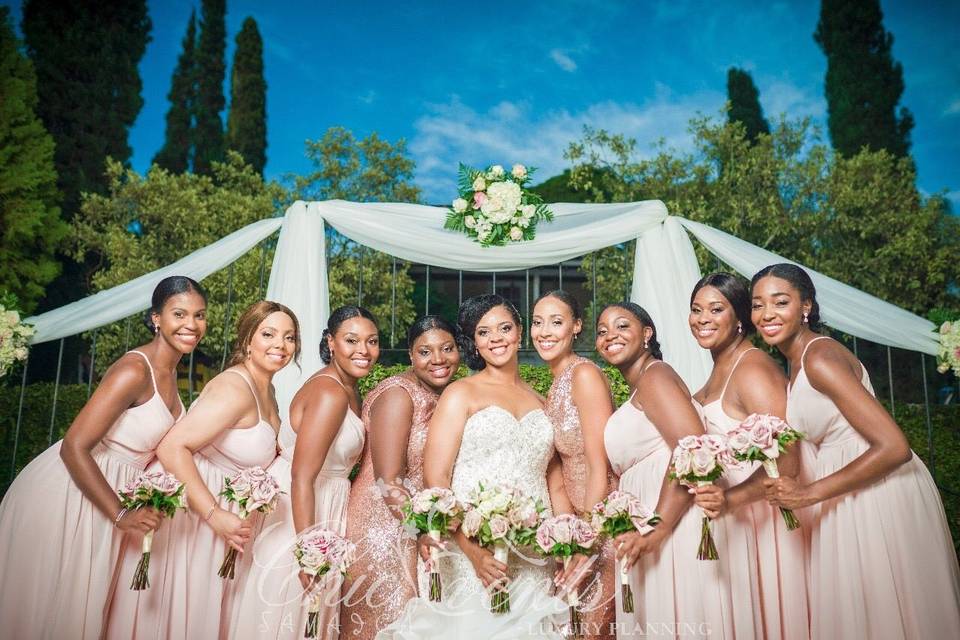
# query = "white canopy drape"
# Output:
<box><xmin>26</xmin><ymin>199</ymin><xmax>939</xmax><ymax>419</ymax></box>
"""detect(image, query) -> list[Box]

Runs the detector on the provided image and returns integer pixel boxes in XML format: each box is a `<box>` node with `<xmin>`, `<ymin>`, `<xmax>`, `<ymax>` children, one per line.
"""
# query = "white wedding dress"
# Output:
<box><xmin>376</xmin><ymin>406</ymin><xmax>568</xmax><ymax>639</ymax></box>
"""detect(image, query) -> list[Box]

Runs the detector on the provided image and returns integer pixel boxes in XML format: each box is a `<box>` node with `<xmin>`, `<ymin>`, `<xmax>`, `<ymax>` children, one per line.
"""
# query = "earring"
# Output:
<box><xmin>643</xmin><ymin>340</ymin><xmax>649</xmax><ymax>350</ymax></box>
<box><xmin>737</xmin><ymin>322</ymin><xmax>742</xmax><ymax>335</ymax></box>
<box><xmin>802</xmin><ymin>312</ymin><xmax>809</xmax><ymax>325</ymax></box>
<box><xmin>153</xmin><ymin>325</ymin><xmax>158</xmax><ymax>335</ymax></box>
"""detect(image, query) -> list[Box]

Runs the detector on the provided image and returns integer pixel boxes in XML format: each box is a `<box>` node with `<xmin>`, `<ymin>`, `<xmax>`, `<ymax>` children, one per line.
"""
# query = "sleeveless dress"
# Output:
<box><xmin>340</xmin><ymin>373</ymin><xmax>437</xmax><ymax>639</ymax></box>
<box><xmin>604</xmin><ymin>361</ymin><xmax>736</xmax><ymax>639</ymax></box>
<box><xmin>699</xmin><ymin>348</ymin><xmax>808</xmax><ymax>640</ymax></box>
<box><xmin>105</xmin><ymin>368</ymin><xmax>278</xmax><ymax>640</ymax></box>
<box><xmin>788</xmin><ymin>337</ymin><xmax>960</xmax><ymax>640</ymax></box>
<box><xmin>545</xmin><ymin>357</ymin><xmax>617</xmax><ymax>639</ymax></box>
<box><xmin>230</xmin><ymin>372</ymin><xmax>365</xmax><ymax>640</ymax></box>
<box><xmin>0</xmin><ymin>350</ymin><xmax>181</xmax><ymax>640</ymax></box>
<box><xmin>376</xmin><ymin>406</ymin><xmax>568</xmax><ymax>639</ymax></box>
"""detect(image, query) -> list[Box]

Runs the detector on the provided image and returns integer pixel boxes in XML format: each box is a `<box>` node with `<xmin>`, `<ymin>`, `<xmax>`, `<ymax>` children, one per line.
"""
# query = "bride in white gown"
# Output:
<box><xmin>377</xmin><ymin>295</ymin><xmax>571</xmax><ymax>640</ymax></box>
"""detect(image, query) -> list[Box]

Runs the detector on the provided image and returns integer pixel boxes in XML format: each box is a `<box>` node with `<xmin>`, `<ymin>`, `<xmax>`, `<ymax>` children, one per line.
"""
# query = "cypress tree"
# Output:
<box><xmin>194</xmin><ymin>0</ymin><xmax>227</xmax><ymax>175</ymax></box>
<box><xmin>0</xmin><ymin>7</ymin><xmax>68</xmax><ymax>312</ymax></box>
<box><xmin>226</xmin><ymin>17</ymin><xmax>267</xmax><ymax>174</ymax></box>
<box><xmin>154</xmin><ymin>11</ymin><xmax>197</xmax><ymax>173</ymax></box>
<box><xmin>727</xmin><ymin>67</ymin><xmax>770</xmax><ymax>143</ymax></box>
<box><xmin>814</xmin><ymin>0</ymin><xmax>913</xmax><ymax>157</ymax></box>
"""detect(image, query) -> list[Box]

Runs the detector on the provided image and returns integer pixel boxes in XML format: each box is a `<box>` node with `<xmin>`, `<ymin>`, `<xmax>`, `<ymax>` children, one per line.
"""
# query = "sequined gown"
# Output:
<box><xmin>0</xmin><ymin>351</ymin><xmax>181</xmax><ymax>640</ymax></box>
<box><xmin>788</xmin><ymin>337</ymin><xmax>960</xmax><ymax>640</ymax></box>
<box><xmin>230</xmin><ymin>373</ymin><xmax>365</xmax><ymax>640</ymax></box>
<box><xmin>340</xmin><ymin>374</ymin><xmax>437</xmax><ymax>638</ymax></box>
<box><xmin>376</xmin><ymin>406</ymin><xmax>567</xmax><ymax>639</ymax></box>
<box><xmin>545</xmin><ymin>357</ymin><xmax>617</xmax><ymax>639</ymax></box>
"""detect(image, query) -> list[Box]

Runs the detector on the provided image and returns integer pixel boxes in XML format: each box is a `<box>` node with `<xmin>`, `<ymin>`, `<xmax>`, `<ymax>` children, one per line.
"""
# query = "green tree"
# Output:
<box><xmin>153</xmin><ymin>11</ymin><xmax>196</xmax><ymax>173</ymax></box>
<box><xmin>72</xmin><ymin>153</ymin><xmax>286</xmax><ymax>372</ymax></box>
<box><xmin>194</xmin><ymin>0</ymin><xmax>226</xmax><ymax>175</ymax></box>
<box><xmin>292</xmin><ymin>127</ymin><xmax>420</xmax><ymax>344</ymax></box>
<box><xmin>814</xmin><ymin>0</ymin><xmax>913</xmax><ymax>157</ymax></box>
<box><xmin>225</xmin><ymin>17</ymin><xmax>267</xmax><ymax>175</ymax></box>
<box><xmin>0</xmin><ymin>7</ymin><xmax>67</xmax><ymax>312</ymax></box>
<box><xmin>727</xmin><ymin>67</ymin><xmax>770</xmax><ymax>143</ymax></box>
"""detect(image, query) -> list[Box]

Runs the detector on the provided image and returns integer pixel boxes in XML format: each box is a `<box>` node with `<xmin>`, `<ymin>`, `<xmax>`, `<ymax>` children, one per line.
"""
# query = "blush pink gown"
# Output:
<box><xmin>700</xmin><ymin>348</ymin><xmax>809</xmax><ymax>640</ymax></box>
<box><xmin>230</xmin><ymin>372</ymin><xmax>364</xmax><ymax>640</ymax></box>
<box><xmin>603</xmin><ymin>361</ymin><xmax>737</xmax><ymax>639</ymax></box>
<box><xmin>340</xmin><ymin>373</ymin><xmax>437</xmax><ymax>639</ymax></box>
<box><xmin>546</xmin><ymin>357</ymin><xmax>618</xmax><ymax>639</ymax></box>
<box><xmin>0</xmin><ymin>350</ymin><xmax>181</xmax><ymax>640</ymax></box>
<box><xmin>788</xmin><ymin>337</ymin><xmax>960</xmax><ymax>639</ymax></box>
<box><xmin>105</xmin><ymin>367</ymin><xmax>278</xmax><ymax>640</ymax></box>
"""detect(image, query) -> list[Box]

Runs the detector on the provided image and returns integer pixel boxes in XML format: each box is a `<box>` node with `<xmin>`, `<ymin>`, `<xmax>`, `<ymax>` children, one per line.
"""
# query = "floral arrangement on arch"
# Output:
<box><xmin>937</xmin><ymin>320</ymin><xmax>960</xmax><ymax>377</ymax></box>
<box><xmin>445</xmin><ymin>163</ymin><xmax>553</xmax><ymax>246</ymax></box>
<box><xmin>0</xmin><ymin>293</ymin><xmax>33</xmax><ymax>378</ymax></box>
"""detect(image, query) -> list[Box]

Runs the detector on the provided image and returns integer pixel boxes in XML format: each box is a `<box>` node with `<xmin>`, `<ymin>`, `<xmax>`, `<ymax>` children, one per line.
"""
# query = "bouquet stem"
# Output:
<box><xmin>130</xmin><ymin>530</ymin><xmax>154</xmax><ymax>590</ymax></box>
<box><xmin>428</xmin><ymin>530</ymin><xmax>442</xmax><ymax>602</ymax></box>
<box><xmin>619</xmin><ymin>560</ymin><xmax>634</xmax><ymax>613</ymax></box>
<box><xmin>563</xmin><ymin>556</ymin><xmax>581</xmax><ymax>638</ymax></box>
<box><xmin>696</xmin><ymin>481</ymin><xmax>719</xmax><ymax>561</ymax></box>
<box><xmin>218</xmin><ymin>547</ymin><xmax>238</xmax><ymax>579</ymax></box>
<box><xmin>762</xmin><ymin>460</ymin><xmax>801</xmax><ymax>531</ymax></box>
<box><xmin>304</xmin><ymin>591</ymin><xmax>321</xmax><ymax>638</ymax></box>
<box><xmin>491</xmin><ymin>542</ymin><xmax>510</xmax><ymax>614</ymax></box>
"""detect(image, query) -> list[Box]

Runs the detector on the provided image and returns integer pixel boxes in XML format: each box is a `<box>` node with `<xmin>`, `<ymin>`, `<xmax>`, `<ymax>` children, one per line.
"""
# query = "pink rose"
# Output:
<box><xmin>727</xmin><ymin>428</ymin><xmax>752</xmax><ymax>454</ymax></box>
<box><xmin>473</xmin><ymin>191</ymin><xmax>487</xmax><ymax>208</ymax></box>
<box><xmin>678</xmin><ymin>435</ymin><xmax>701</xmax><ymax>451</ymax></box>
<box><xmin>700</xmin><ymin>434</ymin><xmax>727</xmax><ymax>454</ymax></box>
<box><xmin>604</xmin><ymin>492</ymin><xmax>630</xmax><ymax>515</ymax></box>
<box><xmin>462</xmin><ymin>509</ymin><xmax>482</xmax><ymax>537</ymax></box>
<box><xmin>552</xmin><ymin>518</ymin><xmax>572</xmax><ymax>544</ymax></box>
<box><xmin>435</xmin><ymin>493</ymin><xmax>458</xmax><ymax>516</ymax></box>
<box><xmin>227</xmin><ymin>472</ymin><xmax>251</xmax><ymax>497</ymax></box>
<box><xmin>672</xmin><ymin>448</ymin><xmax>693</xmax><ymax>477</ymax></box>
<box><xmin>489</xmin><ymin>515</ymin><xmax>510</xmax><ymax>540</ymax></box>
<box><xmin>571</xmin><ymin>518</ymin><xmax>597</xmax><ymax>548</ymax></box>
<box><xmin>144</xmin><ymin>471</ymin><xmax>180</xmax><ymax>495</ymax></box>
<box><xmin>691</xmin><ymin>448</ymin><xmax>717</xmax><ymax>477</ymax></box>
<box><xmin>536</xmin><ymin>522</ymin><xmax>555</xmax><ymax>551</ymax></box>
<box><xmin>749</xmin><ymin>422</ymin><xmax>774</xmax><ymax>450</ymax></box>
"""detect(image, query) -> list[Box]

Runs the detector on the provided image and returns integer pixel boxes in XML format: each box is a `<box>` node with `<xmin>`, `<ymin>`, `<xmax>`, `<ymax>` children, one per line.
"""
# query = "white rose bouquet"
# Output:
<box><xmin>727</xmin><ymin>413</ymin><xmax>805</xmax><ymax>530</ymax></box>
<box><xmin>401</xmin><ymin>487</ymin><xmax>463</xmax><ymax>601</ymax></box>
<box><xmin>294</xmin><ymin>527</ymin><xmax>355</xmax><ymax>638</ymax></box>
<box><xmin>937</xmin><ymin>320</ymin><xmax>960</xmax><ymax>377</ymax></box>
<box><xmin>461</xmin><ymin>483</ymin><xmax>546</xmax><ymax>613</ymax></box>
<box><xmin>535</xmin><ymin>513</ymin><xmax>598</xmax><ymax>635</ymax></box>
<box><xmin>669</xmin><ymin>435</ymin><xmax>734</xmax><ymax>561</ymax></box>
<box><xmin>445</xmin><ymin>162</ymin><xmax>553</xmax><ymax>247</ymax></box>
<box><xmin>218</xmin><ymin>466</ymin><xmax>283</xmax><ymax>579</ymax></box>
<box><xmin>589</xmin><ymin>490</ymin><xmax>661</xmax><ymax>613</ymax></box>
<box><xmin>0</xmin><ymin>294</ymin><xmax>34</xmax><ymax>378</ymax></box>
<box><xmin>118</xmin><ymin>470</ymin><xmax>186</xmax><ymax>590</ymax></box>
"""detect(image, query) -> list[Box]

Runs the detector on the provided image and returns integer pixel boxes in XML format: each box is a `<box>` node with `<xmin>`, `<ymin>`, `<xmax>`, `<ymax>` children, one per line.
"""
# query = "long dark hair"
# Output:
<box><xmin>598</xmin><ymin>301</ymin><xmax>664</xmax><ymax>360</ymax></box>
<box><xmin>751</xmin><ymin>263</ymin><xmax>822</xmax><ymax>330</ymax></box>
<box><xmin>690</xmin><ymin>272</ymin><xmax>756</xmax><ymax>336</ymax></box>
<box><xmin>144</xmin><ymin>276</ymin><xmax>207</xmax><ymax>332</ymax></box>
<box><xmin>320</xmin><ymin>305</ymin><xmax>379</xmax><ymax>364</ymax></box>
<box><xmin>457</xmin><ymin>294</ymin><xmax>521</xmax><ymax>371</ymax></box>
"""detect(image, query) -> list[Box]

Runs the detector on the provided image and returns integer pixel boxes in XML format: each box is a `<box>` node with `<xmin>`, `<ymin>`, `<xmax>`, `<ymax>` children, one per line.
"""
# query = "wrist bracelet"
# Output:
<box><xmin>204</xmin><ymin>504</ymin><xmax>217</xmax><ymax>521</ymax></box>
<box><xmin>114</xmin><ymin>507</ymin><xmax>128</xmax><ymax>526</ymax></box>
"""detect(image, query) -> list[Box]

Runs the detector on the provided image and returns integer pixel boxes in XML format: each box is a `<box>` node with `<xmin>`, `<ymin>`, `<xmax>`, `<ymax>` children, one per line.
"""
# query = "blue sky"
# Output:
<box><xmin>5</xmin><ymin>0</ymin><xmax>959</xmax><ymax>207</ymax></box>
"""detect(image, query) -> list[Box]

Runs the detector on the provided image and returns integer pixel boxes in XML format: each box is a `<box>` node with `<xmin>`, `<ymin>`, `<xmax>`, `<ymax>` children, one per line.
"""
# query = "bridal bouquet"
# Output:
<box><xmin>0</xmin><ymin>294</ymin><xmax>33</xmax><ymax>378</ymax></box>
<box><xmin>461</xmin><ymin>483</ymin><xmax>546</xmax><ymax>613</ymax></box>
<box><xmin>217</xmin><ymin>466</ymin><xmax>283</xmax><ymax>579</ymax></box>
<box><xmin>118</xmin><ymin>470</ymin><xmax>186</xmax><ymax>590</ymax></box>
<box><xmin>401</xmin><ymin>487</ymin><xmax>463</xmax><ymax>601</ymax></box>
<box><xmin>590</xmin><ymin>490</ymin><xmax>661</xmax><ymax>613</ymax></box>
<box><xmin>444</xmin><ymin>163</ymin><xmax>553</xmax><ymax>247</ymax></box>
<box><xmin>937</xmin><ymin>320</ymin><xmax>960</xmax><ymax>377</ymax></box>
<box><xmin>536</xmin><ymin>514</ymin><xmax>598</xmax><ymax>635</ymax></box>
<box><xmin>295</xmin><ymin>528</ymin><xmax>355</xmax><ymax>638</ymax></box>
<box><xmin>669</xmin><ymin>435</ymin><xmax>733</xmax><ymax>561</ymax></box>
<box><xmin>728</xmin><ymin>413</ymin><xmax>805</xmax><ymax>530</ymax></box>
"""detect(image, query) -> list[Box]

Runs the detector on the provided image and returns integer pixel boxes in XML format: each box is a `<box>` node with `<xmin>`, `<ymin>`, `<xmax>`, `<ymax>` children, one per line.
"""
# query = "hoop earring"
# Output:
<box><xmin>802</xmin><ymin>312</ymin><xmax>809</xmax><ymax>325</ymax></box>
<box><xmin>737</xmin><ymin>322</ymin><xmax>742</xmax><ymax>335</ymax></box>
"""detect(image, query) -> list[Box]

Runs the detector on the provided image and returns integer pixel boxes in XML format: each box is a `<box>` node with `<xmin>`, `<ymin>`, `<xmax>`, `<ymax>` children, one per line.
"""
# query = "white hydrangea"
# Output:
<box><xmin>479</xmin><ymin>180</ymin><xmax>523</xmax><ymax>224</ymax></box>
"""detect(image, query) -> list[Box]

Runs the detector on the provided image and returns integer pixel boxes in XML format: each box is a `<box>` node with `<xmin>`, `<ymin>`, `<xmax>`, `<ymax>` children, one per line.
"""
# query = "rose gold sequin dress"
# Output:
<box><xmin>340</xmin><ymin>374</ymin><xmax>437</xmax><ymax>639</ymax></box>
<box><xmin>546</xmin><ymin>357</ymin><xmax>617</xmax><ymax>639</ymax></box>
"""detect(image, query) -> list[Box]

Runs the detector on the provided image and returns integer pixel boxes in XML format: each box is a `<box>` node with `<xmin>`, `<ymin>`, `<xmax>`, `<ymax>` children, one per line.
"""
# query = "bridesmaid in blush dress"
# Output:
<box><xmin>597</xmin><ymin>302</ymin><xmax>737</xmax><ymax>640</ymax></box>
<box><xmin>753</xmin><ymin>264</ymin><xmax>960</xmax><ymax>640</ymax></box>
<box><xmin>231</xmin><ymin>305</ymin><xmax>379</xmax><ymax>640</ymax></box>
<box><xmin>689</xmin><ymin>273</ymin><xmax>808</xmax><ymax>640</ymax></box>
<box><xmin>105</xmin><ymin>300</ymin><xmax>299</xmax><ymax>640</ymax></box>
<box><xmin>531</xmin><ymin>291</ymin><xmax>617</xmax><ymax>640</ymax></box>
<box><xmin>0</xmin><ymin>276</ymin><xmax>207</xmax><ymax>640</ymax></box>
<box><xmin>339</xmin><ymin>315</ymin><xmax>460</xmax><ymax>638</ymax></box>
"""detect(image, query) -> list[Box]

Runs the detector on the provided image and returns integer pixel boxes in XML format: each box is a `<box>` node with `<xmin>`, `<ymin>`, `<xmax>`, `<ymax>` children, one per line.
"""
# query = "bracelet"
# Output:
<box><xmin>114</xmin><ymin>507</ymin><xmax>128</xmax><ymax>526</ymax></box>
<box><xmin>204</xmin><ymin>504</ymin><xmax>217</xmax><ymax>521</ymax></box>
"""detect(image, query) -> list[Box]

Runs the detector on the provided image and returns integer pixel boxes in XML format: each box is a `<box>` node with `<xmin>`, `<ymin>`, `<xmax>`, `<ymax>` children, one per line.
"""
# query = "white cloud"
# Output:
<box><xmin>549</xmin><ymin>49</ymin><xmax>577</xmax><ymax>72</ymax></box>
<box><xmin>758</xmin><ymin>79</ymin><xmax>826</xmax><ymax>121</ymax></box>
<box><xmin>944</xmin><ymin>99</ymin><xmax>960</xmax><ymax>116</ymax></box>
<box><xmin>358</xmin><ymin>89</ymin><xmax>378</xmax><ymax>105</ymax></box>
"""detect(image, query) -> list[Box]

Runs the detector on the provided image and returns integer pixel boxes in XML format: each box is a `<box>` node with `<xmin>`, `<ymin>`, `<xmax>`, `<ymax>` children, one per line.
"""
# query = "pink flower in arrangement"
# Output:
<box><xmin>571</xmin><ymin>517</ymin><xmax>598</xmax><ymax>548</ymax></box>
<box><xmin>462</xmin><ymin>509</ymin><xmax>482</xmax><ymax>537</ymax></box>
<box><xmin>143</xmin><ymin>470</ymin><xmax>181</xmax><ymax>495</ymax></box>
<box><xmin>677</xmin><ymin>435</ymin><xmax>701</xmax><ymax>450</ymax></box>
<box><xmin>473</xmin><ymin>191</ymin><xmax>488</xmax><ymax>208</ymax></box>
<box><xmin>489</xmin><ymin>515</ymin><xmax>510</xmax><ymax>540</ymax></box>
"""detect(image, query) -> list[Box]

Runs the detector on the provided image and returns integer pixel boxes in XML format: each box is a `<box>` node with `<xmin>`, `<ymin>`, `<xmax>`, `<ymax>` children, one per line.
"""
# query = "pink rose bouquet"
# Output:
<box><xmin>728</xmin><ymin>413</ymin><xmax>805</xmax><ymax>530</ymax></box>
<box><xmin>536</xmin><ymin>514</ymin><xmax>598</xmax><ymax>635</ymax></box>
<box><xmin>218</xmin><ymin>466</ymin><xmax>283</xmax><ymax>579</ymax></box>
<box><xmin>294</xmin><ymin>528</ymin><xmax>355</xmax><ymax>638</ymax></box>
<box><xmin>118</xmin><ymin>470</ymin><xmax>186</xmax><ymax>590</ymax></box>
<box><xmin>401</xmin><ymin>487</ymin><xmax>463</xmax><ymax>601</ymax></box>
<box><xmin>669</xmin><ymin>435</ymin><xmax>733</xmax><ymax>561</ymax></box>
<box><xmin>589</xmin><ymin>490</ymin><xmax>661</xmax><ymax>613</ymax></box>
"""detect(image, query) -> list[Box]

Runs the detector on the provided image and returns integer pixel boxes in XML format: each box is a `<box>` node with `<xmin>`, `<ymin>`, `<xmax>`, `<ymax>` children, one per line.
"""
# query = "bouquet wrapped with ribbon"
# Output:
<box><xmin>401</xmin><ymin>487</ymin><xmax>463</xmax><ymax>601</ymax></box>
<box><xmin>535</xmin><ymin>513</ymin><xmax>598</xmax><ymax>637</ymax></box>
<box><xmin>461</xmin><ymin>483</ymin><xmax>545</xmax><ymax>614</ymax></box>
<box><xmin>727</xmin><ymin>413</ymin><xmax>805</xmax><ymax>530</ymax></box>
<box><xmin>589</xmin><ymin>490</ymin><xmax>660</xmax><ymax>613</ymax></box>
<box><xmin>669</xmin><ymin>434</ymin><xmax>733</xmax><ymax>560</ymax></box>
<box><xmin>118</xmin><ymin>470</ymin><xmax>186</xmax><ymax>590</ymax></box>
<box><xmin>294</xmin><ymin>528</ymin><xmax>355</xmax><ymax>638</ymax></box>
<box><xmin>217</xmin><ymin>466</ymin><xmax>282</xmax><ymax>578</ymax></box>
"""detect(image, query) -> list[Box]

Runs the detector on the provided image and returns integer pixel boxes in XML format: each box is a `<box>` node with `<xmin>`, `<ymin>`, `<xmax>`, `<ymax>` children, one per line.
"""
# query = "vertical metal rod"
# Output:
<box><xmin>458</xmin><ymin>270</ymin><xmax>463</xmax><ymax>305</ymax></box>
<box><xmin>592</xmin><ymin>253</ymin><xmax>598</xmax><ymax>343</ymax></box>
<box><xmin>87</xmin><ymin>329</ymin><xmax>98</xmax><ymax>398</ymax></box>
<box><xmin>390</xmin><ymin>257</ymin><xmax>397</xmax><ymax>347</ymax></box>
<box><xmin>921</xmin><ymin>353</ymin><xmax>934</xmax><ymax>475</ymax></box>
<box><xmin>558</xmin><ymin>262</ymin><xmax>563</xmax><ymax>290</ymax></box>
<box><xmin>257</xmin><ymin>240</ymin><xmax>268</xmax><ymax>298</ymax></box>
<box><xmin>524</xmin><ymin>269</ymin><xmax>531</xmax><ymax>348</ymax></box>
<box><xmin>492</xmin><ymin>272</ymin><xmax>496</xmax><ymax>294</ymax></box>
<box><xmin>886</xmin><ymin>345</ymin><xmax>895</xmax><ymax>420</ymax></box>
<box><xmin>624</xmin><ymin>243</ymin><xmax>632</xmax><ymax>300</ymax></box>
<box><xmin>357</xmin><ymin>245</ymin><xmax>364</xmax><ymax>305</ymax></box>
<box><xmin>852</xmin><ymin>335</ymin><xmax>859</xmax><ymax>359</ymax></box>
<box><xmin>188</xmin><ymin>351</ymin><xmax>195</xmax><ymax>403</ymax></box>
<box><xmin>220</xmin><ymin>263</ymin><xmax>236</xmax><ymax>370</ymax></box>
<box><xmin>48</xmin><ymin>338</ymin><xmax>65</xmax><ymax>444</ymax></box>
<box><xmin>10</xmin><ymin>351</ymin><xmax>29</xmax><ymax>482</ymax></box>
<box><xmin>425</xmin><ymin>265</ymin><xmax>431</xmax><ymax>315</ymax></box>
<box><xmin>123</xmin><ymin>317</ymin><xmax>132</xmax><ymax>351</ymax></box>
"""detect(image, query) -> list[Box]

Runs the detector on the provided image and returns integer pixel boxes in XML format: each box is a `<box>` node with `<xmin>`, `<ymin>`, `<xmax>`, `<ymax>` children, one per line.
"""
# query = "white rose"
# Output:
<box><xmin>489</xmin><ymin>165</ymin><xmax>505</xmax><ymax>178</ymax></box>
<box><xmin>462</xmin><ymin>509</ymin><xmax>482</xmax><ymax>537</ymax></box>
<box><xmin>452</xmin><ymin>197</ymin><xmax>468</xmax><ymax>213</ymax></box>
<box><xmin>472</xmin><ymin>176</ymin><xmax>486</xmax><ymax>191</ymax></box>
<box><xmin>672</xmin><ymin>448</ymin><xmax>693</xmax><ymax>477</ymax></box>
<box><xmin>509</xmin><ymin>226</ymin><xmax>523</xmax><ymax>241</ymax></box>
<box><xmin>553</xmin><ymin>519</ymin><xmax>572</xmax><ymax>544</ymax></box>
<box><xmin>728</xmin><ymin>429</ymin><xmax>752</xmax><ymax>454</ymax></box>
<box><xmin>691</xmin><ymin>448</ymin><xmax>717</xmax><ymax>477</ymax></box>
<box><xmin>464</xmin><ymin>215</ymin><xmax>477</xmax><ymax>229</ymax></box>
<box><xmin>941</xmin><ymin>321</ymin><xmax>952</xmax><ymax>334</ymax></box>
<box><xmin>521</xmin><ymin>204</ymin><xmax>536</xmax><ymax>218</ymax></box>
<box><xmin>511</xmin><ymin>164</ymin><xmax>527</xmax><ymax>179</ymax></box>
<box><xmin>435</xmin><ymin>493</ymin><xmax>458</xmax><ymax>515</ymax></box>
